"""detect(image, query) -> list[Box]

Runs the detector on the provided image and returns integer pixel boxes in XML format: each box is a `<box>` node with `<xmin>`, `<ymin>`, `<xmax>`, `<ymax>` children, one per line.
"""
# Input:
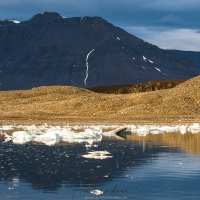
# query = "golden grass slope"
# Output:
<box><xmin>0</xmin><ymin>76</ymin><xmax>199</xmax><ymax>125</ymax></box>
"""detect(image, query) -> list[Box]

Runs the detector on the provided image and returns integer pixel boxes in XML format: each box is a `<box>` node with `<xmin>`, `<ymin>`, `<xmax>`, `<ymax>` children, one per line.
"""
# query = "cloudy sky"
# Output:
<box><xmin>0</xmin><ymin>0</ymin><xmax>200</xmax><ymax>51</ymax></box>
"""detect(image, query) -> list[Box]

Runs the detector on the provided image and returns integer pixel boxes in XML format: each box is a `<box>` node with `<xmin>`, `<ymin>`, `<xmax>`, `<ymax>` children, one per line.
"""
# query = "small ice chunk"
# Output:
<box><xmin>90</xmin><ymin>190</ymin><xmax>103</xmax><ymax>195</ymax></box>
<box><xmin>82</xmin><ymin>151</ymin><xmax>113</xmax><ymax>160</ymax></box>
<box><xmin>116</xmin><ymin>37</ymin><xmax>120</xmax><ymax>40</ymax></box>
<box><xmin>33</xmin><ymin>131</ymin><xmax>61</xmax><ymax>146</ymax></box>
<box><xmin>12</xmin><ymin>131</ymin><xmax>33</xmax><ymax>144</ymax></box>
<box><xmin>133</xmin><ymin>57</ymin><xmax>135</xmax><ymax>60</ymax></box>
<box><xmin>141</xmin><ymin>66</ymin><xmax>146</xmax><ymax>70</ymax></box>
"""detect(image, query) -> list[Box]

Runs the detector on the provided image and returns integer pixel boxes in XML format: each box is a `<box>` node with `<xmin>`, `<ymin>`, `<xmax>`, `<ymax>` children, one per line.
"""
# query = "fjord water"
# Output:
<box><xmin>1</xmin><ymin>133</ymin><xmax>200</xmax><ymax>199</ymax></box>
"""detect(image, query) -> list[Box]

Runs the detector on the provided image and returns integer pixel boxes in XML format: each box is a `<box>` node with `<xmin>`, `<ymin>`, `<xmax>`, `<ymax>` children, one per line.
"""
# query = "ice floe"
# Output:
<box><xmin>12</xmin><ymin>131</ymin><xmax>33</xmax><ymax>144</ymax></box>
<box><xmin>0</xmin><ymin>126</ymin><xmax>103</xmax><ymax>146</ymax></box>
<box><xmin>126</xmin><ymin>123</ymin><xmax>200</xmax><ymax>136</ymax></box>
<box><xmin>1</xmin><ymin>123</ymin><xmax>200</xmax><ymax>145</ymax></box>
<box><xmin>90</xmin><ymin>189</ymin><xmax>103</xmax><ymax>195</ymax></box>
<box><xmin>82</xmin><ymin>151</ymin><xmax>113</xmax><ymax>160</ymax></box>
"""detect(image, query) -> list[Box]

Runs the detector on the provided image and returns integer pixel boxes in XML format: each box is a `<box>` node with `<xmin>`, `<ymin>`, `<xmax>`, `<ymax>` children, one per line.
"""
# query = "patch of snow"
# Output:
<box><xmin>143</xmin><ymin>56</ymin><xmax>154</xmax><ymax>63</ymax></box>
<box><xmin>116</xmin><ymin>37</ymin><xmax>120</xmax><ymax>40</ymax></box>
<box><xmin>155</xmin><ymin>67</ymin><xmax>168</xmax><ymax>76</ymax></box>
<box><xmin>141</xmin><ymin>66</ymin><xmax>146</xmax><ymax>70</ymax></box>
<box><xmin>148</xmin><ymin>59</ymin><xmax>154</xmax><ymax>63</ymax></box>
<box><xmin>84</xmin><ymin>49</ymin><xmax>95</xmax><ymax>86</ymax></box>
<box><xmin>143</xmin><ymin>56</ymin><xmax>147</xmax><ymax>62</ymax></box>
<box><xmin>9</xmin><ymin>20</ymin><xmax>20</xmax><ymax>24</ymax></box>
<box><xmin>133</xmin><ymin>57</ymin><xmax>135</xmax><ymax>60</ymax></box>
<box><xmin>62</xmin><ymin>17</ymin><xmax>67</xmax><ymax>18</ymax></box>
<box><xmin>155</xmin><ymin>67</ymin><xmax>161</xmax><ymax>72</ymax></box>
<box><xmin>81</xmin><ymin>17</ymin><xmax>84</xmax><ymax>21</ymax></box>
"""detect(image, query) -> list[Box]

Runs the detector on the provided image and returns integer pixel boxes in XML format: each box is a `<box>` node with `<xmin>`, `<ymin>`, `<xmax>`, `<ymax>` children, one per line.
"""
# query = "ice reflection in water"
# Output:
<box><xmin>1</xmin><ymin>131</ymin><xmax>200</xmax><ymax>199</ymax></box>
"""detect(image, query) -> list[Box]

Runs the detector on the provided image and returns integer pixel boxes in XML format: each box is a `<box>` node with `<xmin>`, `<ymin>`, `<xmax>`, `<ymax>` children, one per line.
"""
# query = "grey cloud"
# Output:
<box><xmin>0</xmin><ymin>0</ymin><xmax>199</xmax><ymax>29</ymax></box>
<box><xmin>159</xmin><ymin>15</ymin><xmax>183</xmax><ymax>24</ymax></box>
<box><xmin>144</xmin><ymin>0</ymin><xmax>200</xmax><ymax>11</ymax></box>
<box><xmin>0</xmin><ymin>0</ymin><xmax>199</xmax><ymax>50</ymax></box>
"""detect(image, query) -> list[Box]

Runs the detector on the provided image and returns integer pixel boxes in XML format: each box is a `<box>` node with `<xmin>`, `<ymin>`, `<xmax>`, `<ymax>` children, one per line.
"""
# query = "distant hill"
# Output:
<box><xmin>0</xmin><ymin>12</ymin><xmax>199</xmax><ymax>91</ymax></box>
<box><xmin>170</xmin><ymin>50</ymin><xmax>200</xmax><ymax>72</ymax></box>
<box><xmin>89</xmin><ymin>79</ymin><xmax>186</xmax><ymax>94</ymax></box>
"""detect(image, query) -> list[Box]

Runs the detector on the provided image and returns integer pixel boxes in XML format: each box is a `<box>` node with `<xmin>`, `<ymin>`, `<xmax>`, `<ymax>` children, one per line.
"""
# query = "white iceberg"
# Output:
<box><xmin>12</xmin><ymin>131</ymin><xmax>33</xmax><ymax>144</ymax></box>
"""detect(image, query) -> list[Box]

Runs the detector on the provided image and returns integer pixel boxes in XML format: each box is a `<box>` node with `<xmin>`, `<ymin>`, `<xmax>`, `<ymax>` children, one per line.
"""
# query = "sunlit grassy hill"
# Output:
<box><xmin>0</xmin><ymin>76</ymin><xmax>199</xmax><ymax>125</ymax></box>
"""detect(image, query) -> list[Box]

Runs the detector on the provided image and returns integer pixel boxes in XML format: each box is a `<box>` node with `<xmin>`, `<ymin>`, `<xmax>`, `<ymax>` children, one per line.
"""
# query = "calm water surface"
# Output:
<box><xmin>1</xmin><ymin>132</ymin><xmax>200</xmax><ymax>199</ymax></box>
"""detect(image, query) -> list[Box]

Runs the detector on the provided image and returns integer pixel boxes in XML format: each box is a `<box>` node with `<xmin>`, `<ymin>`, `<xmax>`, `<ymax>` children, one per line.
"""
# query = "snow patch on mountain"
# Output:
<box><xmin>84</xmin><ymin>49</ymin><xmax>95</xmax><ymax>86</ymax></box>
<box><xmin>155</xmin><ymin>67</ymin><xmax>168</xmax><ymax>76</ymax></box>
<box><xmin>9</xmin><ymin>20</ymin><xmax>20</xmax><ymax>24</ymax></box>
<box><xmin>143</xmin><ymin>56</ymin><xmax>154</xmax><ymax>63</ymax></box>
<box><xmin>143</xmin><ymin>56</ymin><xmax>147</xmax><ymax>62</ymax></box>
<box><xmin>155</xmin><ymin>67</ymin><xmax>161</xmax><ymax>72</ymax></box>
<box><xmin>148</xmin><ymin>59</ymin><xmax>154</xmax><ymax>63</ymax></box>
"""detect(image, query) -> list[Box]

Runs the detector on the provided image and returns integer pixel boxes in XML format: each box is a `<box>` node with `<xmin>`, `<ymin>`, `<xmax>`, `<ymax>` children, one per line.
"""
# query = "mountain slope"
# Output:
<box><xmin>0</xmin><ymin>12</ymin><xmax>199</xmax><ymax>90</ymax></box>
<box><xmin>170</xmin><ymin>50</ymin><xmax>200</xmax><ymax>72</ymax></box>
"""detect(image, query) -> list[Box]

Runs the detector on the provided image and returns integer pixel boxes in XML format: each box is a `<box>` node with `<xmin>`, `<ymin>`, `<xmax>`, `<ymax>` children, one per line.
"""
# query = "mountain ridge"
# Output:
<box><xmin>0</xmin><ymin>12</ymin><xmax>199</xmax><ymax>90</ymax></box>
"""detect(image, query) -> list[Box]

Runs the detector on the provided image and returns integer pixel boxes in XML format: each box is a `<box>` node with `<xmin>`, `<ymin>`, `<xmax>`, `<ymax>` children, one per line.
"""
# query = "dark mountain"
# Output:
<box><xmin>169</xmin><ymin>50</ymin><xmax>200</xmax><ymax>72</ymax></box>
<box><xmin>0</xmin><ymin>12</ymin><xmax>199</xmax><ymax>90</ymax></box>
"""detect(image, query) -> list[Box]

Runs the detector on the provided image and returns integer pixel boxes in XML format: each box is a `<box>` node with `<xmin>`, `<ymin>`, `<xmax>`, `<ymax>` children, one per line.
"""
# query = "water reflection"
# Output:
<box><xmin>1</xmin><ymin>131</ymin><xmax>200</xmax><ymax>199</ymax></box>
<box><xmin>127</xmin><ymin>132</ymin><xmax>200</xmax><ymax>155</ymax></box>
<box><xmin>0</xmin><ymin>138</ymin><xmax>162</xmax><ymax>191</ymax></box>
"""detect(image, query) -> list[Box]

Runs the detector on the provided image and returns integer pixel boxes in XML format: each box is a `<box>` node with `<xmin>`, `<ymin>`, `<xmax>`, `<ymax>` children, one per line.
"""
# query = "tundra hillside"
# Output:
<box><xmin>0</xmin><ymin>76</ymin><xmax>199</xmax><ymax>125</ymax></box>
